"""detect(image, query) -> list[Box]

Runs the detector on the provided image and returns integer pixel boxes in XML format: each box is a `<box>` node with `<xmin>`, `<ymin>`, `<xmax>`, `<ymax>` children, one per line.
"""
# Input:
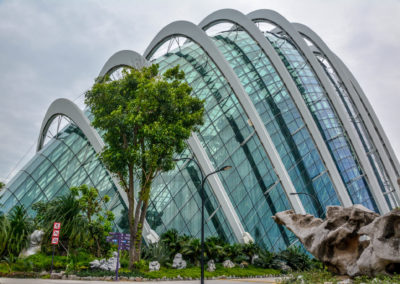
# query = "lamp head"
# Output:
<box><xmin>220</xmin><ymin>165</ymin><xmax>232</xmax><ymax>171</ymax></box>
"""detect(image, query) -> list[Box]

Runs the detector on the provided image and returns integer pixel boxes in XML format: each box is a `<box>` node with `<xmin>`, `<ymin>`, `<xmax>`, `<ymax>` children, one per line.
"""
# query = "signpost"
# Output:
<box><xmin>106</xmin><ymin>232</ymin><xmax>130</xmax><ymax>281</ymax></box>
<box><xmin>50</xmin><ymin>222</ymin><xmax>61</xmax><ymax>274</ymax></box>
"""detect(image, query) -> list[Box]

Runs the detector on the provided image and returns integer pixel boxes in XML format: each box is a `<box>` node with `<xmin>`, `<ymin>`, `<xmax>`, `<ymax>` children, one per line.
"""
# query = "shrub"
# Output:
<box><xmin>1</xmin><ymin>206</ymin><xmax>33</xmax><ymax>260</ymax></box>
<box><xmin>159</xmin><ymin>229</ymin><xmax>180</xmax><ymax>257</ymax></box>
<box><xmin>277</xmin><ymin>246</ymin><xmax>313</xmax><ymax>271</ymax></box>
<box><xmin>141</xmin><ymin>243</ymin><xmax>170</xmax><ymax>266</ymax></box>
<box><xmin>204</xmin><ymin>236</ymin><xmax>227</xmax><ymax>262</ymax></box>
<box><xmin>253</xmin><ymin>249</ymin><xmax>275</xmax><ymax>268</ymax></box>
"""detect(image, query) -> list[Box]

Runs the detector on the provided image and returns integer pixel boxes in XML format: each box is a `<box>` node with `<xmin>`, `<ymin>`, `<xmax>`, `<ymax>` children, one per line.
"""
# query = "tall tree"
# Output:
<box><xmin>85</xmin><ymin>65</ymin><xmax>204</xmax><ymax>267</ymax></box>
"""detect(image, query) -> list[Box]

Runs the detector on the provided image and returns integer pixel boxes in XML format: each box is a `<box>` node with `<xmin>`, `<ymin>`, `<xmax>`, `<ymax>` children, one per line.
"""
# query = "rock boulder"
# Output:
<box><xmin>89</xmin><ymin>252</ymin><xmax>120</xmax><ymax>271</ymax></box>
<box><xmin>272</xmin><ymin>205</ymin><xmax>400</xmax><ymax>277</ymax></box>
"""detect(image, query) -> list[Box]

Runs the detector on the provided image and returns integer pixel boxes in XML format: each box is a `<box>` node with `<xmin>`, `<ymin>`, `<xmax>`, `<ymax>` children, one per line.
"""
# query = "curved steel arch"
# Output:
<box><xmin>198</xmin><ymin>8</ymin><xmax>352</xmax><ymax>207</ymax></box>
<box><xmin>247</xmin><ymin>9</ymin><xmax>389</xmax><ymax>213</ymax></box>
<box><xmin>99</xmin><ymin>50</ymin><xmax>150</xmax><ymax>77</ymax></box>
<box><xmin>144</xmin><ymin>20</ymin><xmax>306</xmax><ymax>220</ymax></box>
<box><xmin>37</xmin><ymin>98</ymin><xmax>104</xmax><ymax>153</ymax></box>
<box><xmin>292</xmin><ymin>23</ymin><xmax>400</xmax><ymax>206</ymax></box>
<box><xmin>37</xmin><ymin>98</ymin><xmax>159</xmax><ymax>244</ymax></box>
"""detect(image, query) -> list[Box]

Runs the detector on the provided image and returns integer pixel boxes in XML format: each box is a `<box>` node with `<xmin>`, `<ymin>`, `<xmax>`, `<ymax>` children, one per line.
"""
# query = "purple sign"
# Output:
<box><xmin>106</xmin><ymin>232</ymin><xmax>132</xmax><ymax>281</ymax></box>
<box><xmin>106</xmin><ymin>232</ymin><xmax>131</xmax><ymax>250</ymax></box>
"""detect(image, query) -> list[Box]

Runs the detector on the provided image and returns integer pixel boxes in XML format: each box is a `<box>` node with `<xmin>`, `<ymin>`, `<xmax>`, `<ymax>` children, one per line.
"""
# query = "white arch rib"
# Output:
<box><xmin>198</xmin><ymin>9</ymin><xmax>352</xmax><ymax>207</ymax></box>
<box><xmin>292</xmin><ymin>23</ymin><xmax>400</xmax><ymax>206</ymax></box>
<box><xmin>37</xmin><ymin>98</ymin><xmax>159</xmax><ymax>244</ymax></box>
<box><xmin>247</xmin><ymin>9</ymin><xmax>389</xmax><ymax>213</ymax></box>
<box><xmin>144</xmin><ymin>21</ymin><xmax>306</xmax><ymax>221</ymax></box>
<box><xmin>98</xmin><ymin>50</ymin><xmax>150</xmax><ymax>77</ymax></box>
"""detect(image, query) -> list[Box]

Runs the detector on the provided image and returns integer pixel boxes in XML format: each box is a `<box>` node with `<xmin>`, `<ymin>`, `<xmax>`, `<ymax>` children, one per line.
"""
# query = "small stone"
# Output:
<box><xmin>251</xmin><ymin>254</ymin><xmax>259</xmax><ymax>264</ymax></box>
<box><xmin>207</xmin><ymin>259</ymin><xmax>216</xmax><ymax>272</ymax></box>
<box><xmin>149</xmin><ymin>260</ymin><xmax>160</xmax><ymax>271</ymax></box>
<box><xmin>337</xmin><ymin>279</ymin><xmax>353</xmax><ymax>284</ymax></box>
<box><xmin>172</xmin><ymin>253</ymin><xmax>187</xmax><ymax>269</ymax></box>
<box><xmin>222</xmin><ymin>259</ymin><xmax>235</xmax><ymax>268</ymax></box>
<box><xmin>276</xmin><ymin>261</ymin><xmax>292</xmax><ymax>272</ymax></box>
<box><xmin>239</xmin><ymin>261</ymin><xmax>249</xmax><ymax>268</ymax></box>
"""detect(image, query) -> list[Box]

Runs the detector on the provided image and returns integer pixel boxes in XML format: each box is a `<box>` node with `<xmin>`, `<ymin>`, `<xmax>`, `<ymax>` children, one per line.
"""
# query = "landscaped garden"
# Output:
<box><xmin>0</xmin><ymin>197</ymin><xmax>399</xmax><ymax>284</ymax></box>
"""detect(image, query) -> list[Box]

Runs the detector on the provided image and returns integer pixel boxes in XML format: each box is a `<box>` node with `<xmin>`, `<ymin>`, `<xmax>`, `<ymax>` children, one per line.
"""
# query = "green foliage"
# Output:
<box><xmin>0</xmin><ymin>213</ymin><xmax>10</xmax><ymax>257</ymax></box>
<box><xmin>0</xmin><ymin>206</ymin><xmax>33</xmax><ymax>260</ymax></box>
<box><xmin>204</xmin><ymin>236</ymin><xmax>226</xmax><ymax>262</ymax></box>
<box><xmin>85</xmin><ymin>64</ymin><xmax>205</xmax><ymax>265</ymax></box>
<box><xmin>277</xmin><ymin>246</ymin><xmax>313</xmax><ymax>271</ymax></box>
<box><xmin>159</xmin><ymin>229</ymin><xmax>180</xmax><ymax>257</ymax></box>
<box><xmin>33</xmin><ymin>193</ymin><xmax>87</xmax><ymax>254</ymax></box>
<box><xmin>282</xmin><ymin>270</ymin><xmax>400</xmax><ymax>284</ymax></box>
<box><xmin>141</xmin><ymin>243</ymin><xmax>170</xmax><ymax>266</ymax></box>
<box><xmin>141</xmin><ymin>264</ymin><xmax>280</xmax><ymax>279</ymax></box>
<box><xmin>253</xmin><ymin>249</ymin><xmax>275</xmax><ymax>268</ymax></box>
<box><xmin>0</xmin><ymin>251</ymin><xmax>95</xmax><ymax>274</ymax></box>
<box><xmin>181</xmin><ymin>238</ymin><xmax>201</xmax><ymax>265</ymax></box>
<box><xmin>86</xmin><ymin>65</ymin><xmax>204</xmax><ymax>180</ymax></box>
<box><xmin>33</xmin><ymin>186</ymin><xmax>113</xmax><ymax>257</ymax></box>
<box><xmin>70</xmin><ymin>185</ymin><xmax>114</xmax><ymax>257</ymax></box>
<box><xmin>224</xmin><ymin>243</ymin><xmax>248</xmax><ymax>263</ymax></box>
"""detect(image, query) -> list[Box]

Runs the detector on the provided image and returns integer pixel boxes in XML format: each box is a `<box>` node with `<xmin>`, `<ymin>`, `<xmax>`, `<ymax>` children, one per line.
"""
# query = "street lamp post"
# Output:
<box><xmin>290</xmin><ymin>192</ymin><xmax>325</xmax><ymax>217</ymax></box>
<box><xmin>173</xmin><ymin>157</ymin><xmax>231</xmax><ymax>284</ymax></box>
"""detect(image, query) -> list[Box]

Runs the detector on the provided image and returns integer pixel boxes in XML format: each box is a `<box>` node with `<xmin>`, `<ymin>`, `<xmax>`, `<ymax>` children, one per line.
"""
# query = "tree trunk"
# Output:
<box><xmin>134</xmin><ymin>197</ymin><xmax>150</xmax><ymax>262</ymax></box>
<box><xmin>127</xmin><ymin>166</ymin><xmax>136</xmax><ymax>270</ymax></box>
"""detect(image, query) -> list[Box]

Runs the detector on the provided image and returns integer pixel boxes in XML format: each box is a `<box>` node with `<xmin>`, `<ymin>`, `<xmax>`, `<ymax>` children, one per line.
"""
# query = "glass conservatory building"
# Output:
<box><xmin>2</xmin><ymin>9</ymin><xmax>400</xmax><ymax>250</ymax></box>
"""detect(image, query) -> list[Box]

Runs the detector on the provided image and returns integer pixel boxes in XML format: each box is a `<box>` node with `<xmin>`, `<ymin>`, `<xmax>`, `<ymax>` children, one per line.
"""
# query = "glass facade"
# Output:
<box><xmin>212</xmin><ymin>30</ymin><xmax>340</xmax><ymax>217</ymax></box>
<box><xmin>2</xmin><ymin>12</ymin><xmax>398</xmax><ymax>250</ymax></box>
<box><xmin>264</xmin><ymin>31</ymin><xmax>378</xmax><ymax>212</ymax></box>
<box><xmin>314</xmin><ymin>53</ymin><xmax>399</xmax><ymax>209</ymax></box>
<box><xmin>1</xmin><ymin>123</ymin><xmax>127</xmax><ymax>230</ymax></box>
<box><xmin>153</xmin><ymin>40</ymin><xmax>293</xmax><ymax>249</ymax></box>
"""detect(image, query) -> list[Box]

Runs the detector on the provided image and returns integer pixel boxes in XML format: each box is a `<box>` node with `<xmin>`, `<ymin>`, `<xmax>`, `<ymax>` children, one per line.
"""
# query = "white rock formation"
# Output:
<box><xmin>20</xmin><ymin>230</ymin><xmax>44</xmax><ymax>257</ymax></box>
<box><xmin>172</xmin><ymin>253</ymin><xmax>187</xmax><ymax>269</ymax></box>
<box><xmin>222</xmin><ymin>259</ymin><xmax>235</xmax><ymax>268</ymax></box>
<box><xmin>207</xmin><ymin>259</ymin><xmax>216</xmax><ymax>272</ymax></box>
<box><xmin>89</xmin><ymin>252</ymin><xmax>120</xmax><ymax>271</ymax></box>
<box><xmin>149</xmin><ymin>261</ymin><xmax>160</xmax><ymax>271</ymax></box>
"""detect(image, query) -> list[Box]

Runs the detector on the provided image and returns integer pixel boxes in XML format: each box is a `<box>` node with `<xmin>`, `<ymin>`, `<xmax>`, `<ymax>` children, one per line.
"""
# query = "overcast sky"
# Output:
<box><xmin>0</xmin><ymin>0</ymin><xmax>399</xmax><ymax>182</ymax></box>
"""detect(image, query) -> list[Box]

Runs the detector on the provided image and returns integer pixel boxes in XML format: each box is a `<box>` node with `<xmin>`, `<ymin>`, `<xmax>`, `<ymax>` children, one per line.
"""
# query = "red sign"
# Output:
<box><xmin>51</xmin><ymin>237</ymin><xmax>59</xmax><ymax>245</ymax></box>
<box><xmin>51</xmin><ymin>222</ymin><xmax>61</xmax><ymax>245</ymax></box>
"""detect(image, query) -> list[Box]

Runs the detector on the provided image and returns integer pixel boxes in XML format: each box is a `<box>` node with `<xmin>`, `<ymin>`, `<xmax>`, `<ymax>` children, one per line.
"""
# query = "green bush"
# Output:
<box><xmin>141</xmin><ymin>242</ymin><xmax>170</xmax><ymax>266</ymax></box>
<box><xmin>0</xmin><ymin>206</ymin><xmax>33</xmax><ymax>260</ymax></box>
<box><xmin>253</xmin><ymin>249</ymin><xmax>275</xmax><ymax>268</ymax></box>
<box><xmin>277</xmin><ymin>246</ymin><xmax>313</xmax><ymax>271</ymax></box>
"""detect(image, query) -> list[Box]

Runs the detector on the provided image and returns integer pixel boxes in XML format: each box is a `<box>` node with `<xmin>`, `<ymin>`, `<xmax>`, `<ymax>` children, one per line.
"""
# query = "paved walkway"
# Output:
<box><xmin>0</xmin><ymin>278</ymin><xmax>283</xmax><ymax>284</ymax></box>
